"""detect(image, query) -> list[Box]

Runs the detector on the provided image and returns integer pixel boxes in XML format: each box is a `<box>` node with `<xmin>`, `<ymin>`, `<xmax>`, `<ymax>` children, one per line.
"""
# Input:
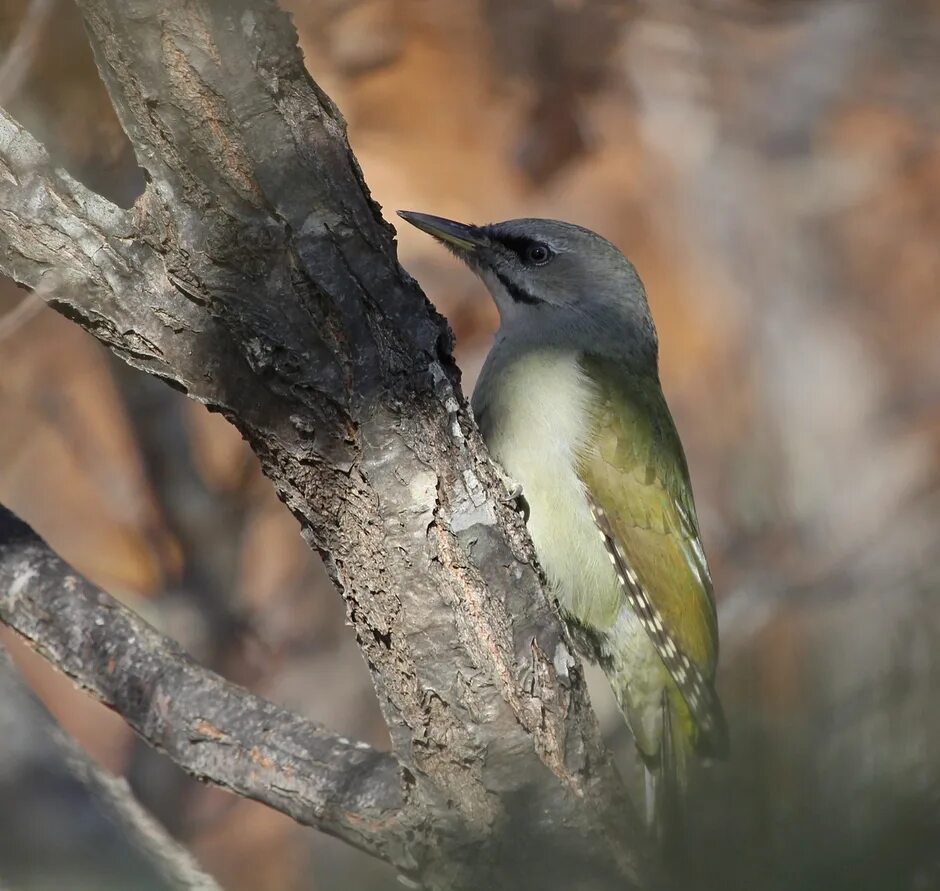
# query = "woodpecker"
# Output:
<box><xmin>398</xmin><ymin>210</ymin><xmax>728</xmax><ymax>842</ymax></box>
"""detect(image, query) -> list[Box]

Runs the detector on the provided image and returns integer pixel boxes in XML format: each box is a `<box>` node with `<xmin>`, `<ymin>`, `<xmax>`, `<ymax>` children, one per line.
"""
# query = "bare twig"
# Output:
<box><xmin>0</xmin><ymin>646</ymin><xmax>224</xmax><ymax>891</ymax></box>
<box><xmin>0</xmin><ymin>505</ymin><xmax>409</xmax><ymax>869</ymax></box>
<box><xmin>61</xmin><ymin>747</ymin><xmax>225</xmax><ymax>891</ymax></box>
<box><xmin>0</xmin><ymin>0</ymin><xmax>58</xmax><ymax>106</ymax></box>
<box><xmin>0</xmin><ymin>291</ymin><xmax>44</xmax><ymax>341</ymax></box>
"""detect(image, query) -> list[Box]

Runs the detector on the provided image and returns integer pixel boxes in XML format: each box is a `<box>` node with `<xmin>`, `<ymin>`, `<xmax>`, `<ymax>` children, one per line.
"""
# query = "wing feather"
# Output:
<box><xmin>577</xmin><ymin>356</ymin><xmax>727</xmax><ymax>755</ymax></box>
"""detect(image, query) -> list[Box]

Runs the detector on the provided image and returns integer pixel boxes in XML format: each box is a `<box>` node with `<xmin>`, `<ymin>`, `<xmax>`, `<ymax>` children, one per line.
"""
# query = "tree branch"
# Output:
<box><xmin>63</xmin><ymin>750</ymin><xmax>225</xmax><ymax>891</ymax></box>
<box><xmin>0</xmin><ymin>105</ymin><xmax>284</xmax><ymax>413</ymax></box>
<box><xmin>0</xmin><ymin>506</ymin><xmax>408</xmax><ymax>869</ymax></box>
<box><xmin>0</xmin><ymin>647</ymin><xmax>224</xmax><ymax>891</ymax></box>
<box><xmin>0</xmin><ymin>0</ymin><xmax>57</xmax><ymax>107</ymax></box>
<box><xmin>0</xmin><ymin>0</ymin><xmax>654</xmax><ymax>886</ymax></box>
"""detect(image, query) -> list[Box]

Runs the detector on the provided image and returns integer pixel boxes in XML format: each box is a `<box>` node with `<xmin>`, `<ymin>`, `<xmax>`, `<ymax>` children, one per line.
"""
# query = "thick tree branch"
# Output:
<box><xmin>0</xmin><ymin>106</ymin><xmax>287</xmax><ymax>416</ymax></box>
<box><xmin>0</xmin><ymin>105</ymin><xmax>136</xmax><ymax>311</ymax></box>
<box><xmin>0</xmin><ymin>506</ymin><xmax>408</xmax><ymax>869</ymax></box>
<box><xmin>0</xmin><ymin>1</ymin><xmax>653</xmax><ymax>887</ymax></box>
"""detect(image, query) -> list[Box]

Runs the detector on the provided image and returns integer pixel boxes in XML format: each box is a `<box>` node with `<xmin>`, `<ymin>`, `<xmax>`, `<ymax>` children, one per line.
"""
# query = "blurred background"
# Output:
<box><xmin>1</xmin><ymin>0</ymin><xmax>939</xmax><ymax>889</ymax></box>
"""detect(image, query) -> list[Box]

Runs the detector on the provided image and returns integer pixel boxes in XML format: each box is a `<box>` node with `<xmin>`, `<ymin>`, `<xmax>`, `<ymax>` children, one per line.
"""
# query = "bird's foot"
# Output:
<box><xmin>499</xmin><ymin>475</ymin><xmax>530</xmax><ymax>523</ymax></box>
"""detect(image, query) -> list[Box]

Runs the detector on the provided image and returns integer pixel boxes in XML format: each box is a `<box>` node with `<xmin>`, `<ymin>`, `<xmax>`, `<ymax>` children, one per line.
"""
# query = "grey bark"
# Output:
<box><xmin>0</xmin><ymin>506</ymin><xmax>406</xmax><ymax>866</ymax></box>
<box><xmin>0</xmin><ymin>1</ymin><xmax>652</xmax><ymax>888</ymax></box>
<box><xmin>112</xmin><ymin>362</ymin><xmax>262</xmax><ymax>833</ymax></box>
<box><xmin>0</xmin><ymin>646</ymin><xmax>218</xmax><ymax>891</ymax></box>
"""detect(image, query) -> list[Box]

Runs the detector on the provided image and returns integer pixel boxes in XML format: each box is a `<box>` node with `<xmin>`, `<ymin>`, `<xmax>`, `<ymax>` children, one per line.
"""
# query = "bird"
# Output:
<box><xmin>397</xmin><ymin>209</ymin><xmax>728</xmax><ymax>846</ymax></box>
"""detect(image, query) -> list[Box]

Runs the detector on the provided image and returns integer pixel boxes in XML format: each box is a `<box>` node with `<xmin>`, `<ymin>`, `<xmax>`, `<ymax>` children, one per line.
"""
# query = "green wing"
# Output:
<box><xmin>577</xmin><ymin>355</ymin><xmax>726</xmax><ymax>753</ymax></box>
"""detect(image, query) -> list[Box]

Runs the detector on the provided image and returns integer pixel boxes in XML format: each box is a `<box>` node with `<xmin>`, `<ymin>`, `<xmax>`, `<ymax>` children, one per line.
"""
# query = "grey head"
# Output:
<box><xmin>397</xmin><ymin>210</ymin><xmax>659</xmax><ymax>370</ymax></box>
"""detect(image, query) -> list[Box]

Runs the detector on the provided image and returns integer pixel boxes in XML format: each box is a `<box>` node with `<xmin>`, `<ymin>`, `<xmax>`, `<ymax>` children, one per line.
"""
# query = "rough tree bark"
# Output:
<box><xmin>0</xmin><ymin>1</ymin><xmax>653</xmax><ymax>888</ymax></box>
<box><xmin>0</xmin><ymin>506</ymin><xmax>405</xmax><ymax>865</ymax></box>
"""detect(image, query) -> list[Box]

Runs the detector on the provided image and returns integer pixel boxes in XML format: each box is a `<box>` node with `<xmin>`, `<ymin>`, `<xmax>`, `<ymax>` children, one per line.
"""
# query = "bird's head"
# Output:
<box><xmin>397</xmin><ymin>211</ymin><xmax>658</xmax><ymax>366</ymax></box>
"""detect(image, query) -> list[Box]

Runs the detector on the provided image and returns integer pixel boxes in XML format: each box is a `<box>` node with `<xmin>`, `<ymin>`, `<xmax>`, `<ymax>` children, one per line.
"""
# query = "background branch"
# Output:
<box><xmin>0</xmin><ymin>505</ymin><xmax>409</xmax><ymax>870</ymax></box>
<box><xmin>0</xmin><ymin>0</ymin><xmax>57</xmax><ymax>106</ymax></box>
<box><xmin>63</xmin><ymin>748</ymin><xmax>224</xmax><ymax>891</ymax></box>
<box><xmin>0</xmin><ymin>645</ymin><xmax>224</xmax><ymax>891</ymax></box>
<box><xmin>0</xmin><ymin>647</ymin><xmax>202</xmax><ymax>890</ymax></box>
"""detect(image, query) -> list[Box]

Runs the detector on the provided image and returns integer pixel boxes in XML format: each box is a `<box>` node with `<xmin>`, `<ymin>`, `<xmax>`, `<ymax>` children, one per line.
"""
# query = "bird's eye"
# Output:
<box><xmin>524</xmin><ymin>243</ymin><xmax>553</xmax><ymax>266</ymax></box>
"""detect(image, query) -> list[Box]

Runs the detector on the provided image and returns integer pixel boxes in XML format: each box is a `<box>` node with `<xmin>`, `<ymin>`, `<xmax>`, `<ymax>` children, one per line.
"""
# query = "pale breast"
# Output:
<box><xmin>473</xmin><ymin>348</ymin><xmax>620</xmax><ymax>630</ymax></box>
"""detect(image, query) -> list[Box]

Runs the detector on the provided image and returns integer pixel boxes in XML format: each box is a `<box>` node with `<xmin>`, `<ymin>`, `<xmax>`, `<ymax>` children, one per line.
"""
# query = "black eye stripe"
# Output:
<box><xmin>479</xmin><ymin>227</ymin><xmax>549</xmax><ymax>304</ymax></box>
<box><xmin>487</xmin><ymin>233</ymin><xmax>530</xmax><ymax>257</ymax></box>
<box><xmin>484</xmin><ymin>231</ymin><xmax>553</xmax><ymax>266</ymax></box>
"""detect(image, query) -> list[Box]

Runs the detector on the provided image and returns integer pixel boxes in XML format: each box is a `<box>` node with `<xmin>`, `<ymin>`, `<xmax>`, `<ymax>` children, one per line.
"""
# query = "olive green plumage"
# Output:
<box><xmin>398</xmin><ymin>210</ymin><xmax>728</xmax><ymax>843</ymax></box>
<box><xmin>579</xmin><ymin>356</ymin><xmax>724</xmax><ymax>749</ymax></box>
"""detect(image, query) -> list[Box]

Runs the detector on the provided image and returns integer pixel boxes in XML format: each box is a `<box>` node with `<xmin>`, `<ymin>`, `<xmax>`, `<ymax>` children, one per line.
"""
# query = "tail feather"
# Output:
<box><xmin>647</xmin><ymin>689</ymin><xmax>691</xmax><ymax>859</ymax></box>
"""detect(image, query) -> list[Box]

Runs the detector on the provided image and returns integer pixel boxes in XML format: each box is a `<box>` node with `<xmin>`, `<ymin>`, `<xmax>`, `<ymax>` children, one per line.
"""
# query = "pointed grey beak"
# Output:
<box><xmin>396</xmin><ymin>210</ymin><xmax>486</xmax><ymax>252</ymax></box>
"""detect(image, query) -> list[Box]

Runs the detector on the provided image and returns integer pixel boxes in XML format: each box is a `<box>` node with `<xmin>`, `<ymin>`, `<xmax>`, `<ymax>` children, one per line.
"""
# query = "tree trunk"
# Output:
<box><xmin>0</xmin><ymin>1</ymin><xmax>655</xmax><ymax>888</ymax></box>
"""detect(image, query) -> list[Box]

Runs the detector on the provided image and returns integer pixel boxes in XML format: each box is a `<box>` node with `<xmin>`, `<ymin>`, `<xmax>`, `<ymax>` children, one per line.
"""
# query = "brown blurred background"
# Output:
<box><xmin>1</xmin><ymin>1</ymin><xmax>939</xmax><ymax>889</ymax></box>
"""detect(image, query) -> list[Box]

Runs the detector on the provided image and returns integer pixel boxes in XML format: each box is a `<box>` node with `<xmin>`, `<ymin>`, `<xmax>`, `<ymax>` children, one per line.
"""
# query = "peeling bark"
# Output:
<box><xmin>0</xmin><ymin>1</ymin><xmax>654</xmax><ymax>888</ymax></box>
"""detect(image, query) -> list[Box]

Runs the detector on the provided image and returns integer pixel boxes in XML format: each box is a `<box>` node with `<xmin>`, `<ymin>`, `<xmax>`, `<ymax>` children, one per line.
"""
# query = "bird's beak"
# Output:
<box><xmin>396</xmin><ymin>210</ymin><xmax>486</xmax><ymax>253</ymax></box>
